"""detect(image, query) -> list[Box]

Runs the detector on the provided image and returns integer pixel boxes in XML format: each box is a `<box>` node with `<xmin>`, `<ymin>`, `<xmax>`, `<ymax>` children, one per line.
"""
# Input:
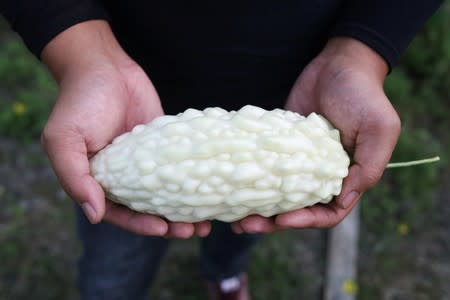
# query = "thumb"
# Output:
<box><xmin>336</xmin><ymin>112</ymin><xmax>401</xmax><ymax>209</ymax></box>
<box><xmin>41</xmin><ymin>127</ymin><xmax>105</xmax><ymax>223</ymax></box>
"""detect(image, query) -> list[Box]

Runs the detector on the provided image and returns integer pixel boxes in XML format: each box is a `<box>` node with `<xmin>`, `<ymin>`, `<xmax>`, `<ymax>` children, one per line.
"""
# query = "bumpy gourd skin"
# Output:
<box><xmin>90</xmin><ymin>105</ymin><xmax>350</xmax><ymax>222</ymax></box>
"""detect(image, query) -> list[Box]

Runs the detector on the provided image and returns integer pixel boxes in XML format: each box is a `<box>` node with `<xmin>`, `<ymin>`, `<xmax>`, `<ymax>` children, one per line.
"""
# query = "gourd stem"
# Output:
<box><xmin>386</xmin><ymin>156</ymin><xmax>440</xmax><ymax>169</ymax></box>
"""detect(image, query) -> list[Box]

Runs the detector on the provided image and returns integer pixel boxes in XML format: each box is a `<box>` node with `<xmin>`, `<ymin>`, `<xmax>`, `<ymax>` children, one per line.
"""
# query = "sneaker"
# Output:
<box><xmin>206</xmin><ymin>273</ymin><xmax>251</xmax><ymax>300</ymax></box>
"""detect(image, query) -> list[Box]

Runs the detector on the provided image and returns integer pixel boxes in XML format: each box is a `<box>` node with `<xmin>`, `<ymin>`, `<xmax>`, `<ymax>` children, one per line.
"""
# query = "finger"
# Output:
<box><xmin>231</xmin><ymin>222</ymin><xmax>244</xmax><ymax>234</ymax></box>
<box><xmin>275</xmin><ymin>199</ymin><xmax>359</xmax><ymax>228</ymax></box>
<box><xmin>238</xmin><ymin>215</ymin><xmax>279</xmax><ymax>234</ymax></box>
<box><xmin>166</xmin><ymin>222</ymin><xmax>195</xmax><ymax>239</ymax></box>
<box><xmin>337</xmin><ymin>109</ymin><xmax>400</xmax><ymax>209</ymax></box>
<box><xmin>194</xmin><ymin>221</ymin><xmax>212</xmax><ymax>237</ymax></box>
<box><xmin>41</xmin><ymin>127</ymin><xmax>105</xmax><ymax>223</ymax></box>
<box><xmin>104</xmin><ymin>201</ymin><xmax>168</xmax><ymax>236</ymax></box>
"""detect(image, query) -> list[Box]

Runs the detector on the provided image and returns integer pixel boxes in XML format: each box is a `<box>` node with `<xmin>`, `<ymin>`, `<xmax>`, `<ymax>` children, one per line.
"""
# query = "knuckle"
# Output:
<box><xmin>323</xmin><ymin>213</ymin><xmax>340</xmax><ymax>228</ymax></box>
<box><xmin>316</xmin><ymin>218</ymin><xmax>338</xmax><ymax>228</ymax></box>
<box><xmin>309</xmin><ymin>218</ymin><xmax>324</xmax><ymax>228</ymax></box>
<box><xmin>329</xmin><ymin>218</ymin><xmax>343</xmax><ymax>228</ymax></box>
<box><xmin>40</xmin><ymin>128</ymin><xmax>49</xmax><ymax>147</ymax></box>
<box><xmin>373</xmin><ymin>108</ymin><xmax>401</xmax><ymax>135</ymax></box>
<box><xmin>362</xmin><ymin>166</ymin><xmax>383</xmax><ymax>188</ymax></box>
<box><xmin>40</xmin><ymin>125</ymin><xmax>57</xmax><ymax>149</ymax></box>
<box><xmin>383</xmin><ymin>113</ymin><xmax>401</xmax><ymax>135</ymax></box>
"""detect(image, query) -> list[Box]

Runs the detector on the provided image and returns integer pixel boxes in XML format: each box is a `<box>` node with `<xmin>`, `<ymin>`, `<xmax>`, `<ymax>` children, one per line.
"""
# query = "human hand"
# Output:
<box><xmin>232</xmin><ymin>37</ymin><xmax>400</xmax><ymax>234</ymax></box>
<box><xmin>41</xmin><ymin>20</ymin><xmax>210</xmax><ymax>238</ymax></box>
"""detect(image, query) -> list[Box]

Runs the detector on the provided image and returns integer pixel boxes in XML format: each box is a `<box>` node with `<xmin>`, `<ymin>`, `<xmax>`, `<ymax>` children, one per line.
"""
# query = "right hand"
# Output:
<box><xmin>232</xmin><ymin>37</ymin><xmax>400</xmax><ymax>234</ymax></box>
<box><xmin>41</xmin><ymin>20</ymin><xmax>211</xmax><ymax>238</ymax></box>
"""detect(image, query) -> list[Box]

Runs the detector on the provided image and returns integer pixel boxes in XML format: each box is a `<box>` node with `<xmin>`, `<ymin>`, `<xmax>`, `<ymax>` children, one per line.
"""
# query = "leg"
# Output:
<box><xmin>199</xmin><ymin>221</ymin><xmax>262</xmax><ymax>281</ymax></box>
<box><xmin>76</xmin><ymin>206</ymin><xmax>169</xmax><ymax>300</ymax></box>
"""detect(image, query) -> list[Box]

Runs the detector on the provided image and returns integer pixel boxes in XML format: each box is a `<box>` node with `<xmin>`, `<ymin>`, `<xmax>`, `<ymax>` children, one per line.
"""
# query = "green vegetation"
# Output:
<box><xmin>361</xmin><ymin>2</ymin><xmax>450</xmax><ymax>237</ymax></box>
<box><xmin>1</xmin><ymin>2</ymin><xmax>450</xmax><ymax>299</ymax></box>
<box><xmin>0</xmin><ymin>25</ymin><xmax>56</xmax><ymax>141</ymax></box>
<box><xmin>357</xmin><ymin>3</ymin><xmax>450</xmax><ymax>298</ymax></box>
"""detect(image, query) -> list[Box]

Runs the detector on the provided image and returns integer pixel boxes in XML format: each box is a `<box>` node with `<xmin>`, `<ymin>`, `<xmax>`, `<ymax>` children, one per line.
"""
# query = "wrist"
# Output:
<box><xmin>320</xmin><ymin>37</ymin><xmax>389</xmax><ymax>82</ymax></box>
<box><xmin>41</xmin><ymin>20</ymin><xmax>134</xmax><ymax>82</ymax></box>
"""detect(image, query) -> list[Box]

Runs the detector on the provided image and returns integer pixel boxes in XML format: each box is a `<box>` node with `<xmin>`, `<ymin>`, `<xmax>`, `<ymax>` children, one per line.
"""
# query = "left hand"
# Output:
<box><xmin>232</xmin><ymin>37</ymin><xmax>401</xmax><ymax>234</ymax></box>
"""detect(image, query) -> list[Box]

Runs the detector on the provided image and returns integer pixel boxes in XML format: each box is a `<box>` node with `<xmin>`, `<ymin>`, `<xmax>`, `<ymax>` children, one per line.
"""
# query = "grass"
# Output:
<box><xmin>0</xmin><ymin>180</ymin><xmax>79</xmax><ymax>300</ymax></box>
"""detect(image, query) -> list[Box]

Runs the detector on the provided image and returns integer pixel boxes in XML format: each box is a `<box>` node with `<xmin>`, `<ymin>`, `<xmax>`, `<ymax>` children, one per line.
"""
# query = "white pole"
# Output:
<box><xmin>324</xmin><ymin>204</ymin><xmax>360</xmax><ymax>300</ymax></box>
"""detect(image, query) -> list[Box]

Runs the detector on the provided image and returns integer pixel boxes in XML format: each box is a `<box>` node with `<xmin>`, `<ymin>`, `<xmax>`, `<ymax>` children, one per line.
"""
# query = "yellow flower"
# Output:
<box><xmin>12</xmin><ymin>101</ymin><xmax>26</xmax><ymax>115</ymax></box>
<box><xmin>397</xmin><ymin>223</ymin><xmax>410</xmax><ymax>235</ymax></box>
<box><xmin>342</xmin><ymin>279</ymin><xmax>358</xmax><ymax>295</ymax></box>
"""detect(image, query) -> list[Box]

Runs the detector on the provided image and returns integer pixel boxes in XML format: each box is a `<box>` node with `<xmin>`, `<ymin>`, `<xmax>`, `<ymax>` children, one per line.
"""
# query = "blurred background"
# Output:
<box><xmin>0</xmin><ymin>3</ymin><xmax>449</xmax><ymax>300</ymax></box>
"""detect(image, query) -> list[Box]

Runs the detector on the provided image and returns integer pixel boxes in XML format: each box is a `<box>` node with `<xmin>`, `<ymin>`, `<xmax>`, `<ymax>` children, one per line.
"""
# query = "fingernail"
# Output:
<box><xmin>155</xmin><ymin>223</ymin><xmax>169</xmax><ymax>236</ymax></box>
<box><xmin>341</xmin><ymin>191</ymin><xmax>360</xmax><ymax>208</ymax></box>
<box><xmin>81</xmin><ymin>202</ymin><xmax>97</xmax><ymax>223</ymax></box>
<box><xmin>232</xmin><ymin>223</ymin><xmax>243</xmax><ymax>234</ymax></box>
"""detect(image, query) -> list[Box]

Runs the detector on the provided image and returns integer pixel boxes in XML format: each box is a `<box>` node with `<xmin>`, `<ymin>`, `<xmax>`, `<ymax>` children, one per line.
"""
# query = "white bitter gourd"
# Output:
<box><xmin>90</xmin><ymin>105</ymin><xmax>350</xmax><ymax>222</ymax></box>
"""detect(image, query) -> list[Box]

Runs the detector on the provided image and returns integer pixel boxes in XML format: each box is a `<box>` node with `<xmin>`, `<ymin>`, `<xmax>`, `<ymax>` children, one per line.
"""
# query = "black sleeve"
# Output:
<box><xmin>0</xmin><ymin>0</ymin><xmax>108</xmax><ymax>57</ymax></box>
<box><xmin>330</xmin><ymin>0</ymin><xmax>443</xmax><ymax>70</ymax></box>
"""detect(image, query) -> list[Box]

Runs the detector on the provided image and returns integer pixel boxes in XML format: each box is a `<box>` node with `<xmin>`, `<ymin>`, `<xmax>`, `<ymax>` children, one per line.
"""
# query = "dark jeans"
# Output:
<box><xmin>76</xmin><ymin>207</ymin><xmax>261</xmax><ymax>300</ymax></box>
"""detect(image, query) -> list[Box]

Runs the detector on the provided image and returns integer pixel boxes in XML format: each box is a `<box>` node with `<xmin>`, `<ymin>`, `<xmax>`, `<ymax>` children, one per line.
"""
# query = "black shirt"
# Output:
<box><xmin>0</xmin><ymin>1</ymin><xmax>442</xmax><ymax>113</ymax></box>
